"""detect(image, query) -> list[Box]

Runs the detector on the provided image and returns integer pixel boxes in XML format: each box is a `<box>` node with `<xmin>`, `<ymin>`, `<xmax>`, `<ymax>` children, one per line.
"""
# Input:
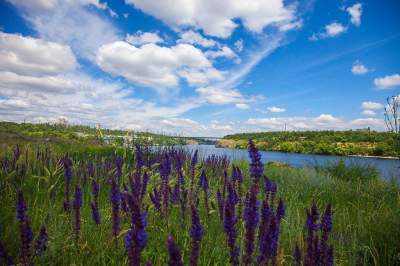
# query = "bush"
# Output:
<box><xmin>324</xmin><ymin>159</ymin><xmax>379</xmax><ymax>182</ymax></box>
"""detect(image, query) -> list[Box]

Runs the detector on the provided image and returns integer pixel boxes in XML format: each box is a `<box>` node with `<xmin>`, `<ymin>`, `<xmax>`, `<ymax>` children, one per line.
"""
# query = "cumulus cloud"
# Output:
<box><xmin>125</xmin><ymin>0</ymin><xmax>298</xmax><ymax>38</ymax></box>
<box><xmin>267</xmin><ymin>106</ymin><xmax>286</xmax><ymax>113</ymax></box>
<box><xmin>196</xmin><ymin>86</ymin><xmax>260</xmax><ymax>106</ymax></box>
<box><xmin>351</xmin><ymin>62</ymin><xmax>369</xmax><ymax>75</ymax></box>
<box><xmin>310</xmin><ymin>22</ymin><xmax>347</xmax><ymax>41</ymax></box>
<box><xmin>8</xmin><ymin>0</ymin><xmax>120</xmax><ymax>59</ymax></box>
<box><xmin>125</xmin><ymin>31</ymin><xmax>163</xmax><ymax>46</ymax></box>
<box><xmin>361</xmin><ymin>110</ymin><xmax>376</xmax><ymax>117</ymax></box>
<box><xmin>346</xmin><ymin>3</ymin><xmax>362</xmax><ymax>26</ymax></box>
<box><xmin>0</xmin><ymin>32</ymin><xmax>77</xmax><ymax>76</ymax></box>
<box><xmin>96</xmin><ymin>41</ymin><xmax>222</xmax><ymax>90</ymax></box>
<box><xmin>374</xmin><ymin>74</ymin><xmax>400</xmax><ymax>89</ymax></box>
<box><xmin>205</xmin><ymin>46</ymin><xmax>239</xmax><ymax>62</ymax></box>
<box><xmin>246</xmin><ymin>114</ymin><xmax>385</xmax><ymax>131</ymax></box>
<box><xmin>235</xmin><ymin>103</ymin><xmax>250</xmax><ymax>109</ymax></box>
<box><xmin>361</xmin><ymin>101</ymin><xmax>384</xmax><ymax>110</ymax></box>
<box><xmin>177</xmin><ymin>31</ymin><xmax>217</xmax><ymax>48</ymax></box>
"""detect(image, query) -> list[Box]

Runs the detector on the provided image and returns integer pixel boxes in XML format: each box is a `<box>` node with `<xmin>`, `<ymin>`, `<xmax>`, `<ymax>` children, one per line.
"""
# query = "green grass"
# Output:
<box><xmin>1</xmin><ymin>145</ymin><xmax>399</xmax><ymax>265</ymax></box>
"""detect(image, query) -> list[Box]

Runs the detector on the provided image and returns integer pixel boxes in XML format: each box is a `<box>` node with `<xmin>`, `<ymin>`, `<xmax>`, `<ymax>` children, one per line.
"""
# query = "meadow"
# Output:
<box><xmin>0</xmin><ymin>138</ymin><xmax>399</xmax><ymax>266</ymax></box>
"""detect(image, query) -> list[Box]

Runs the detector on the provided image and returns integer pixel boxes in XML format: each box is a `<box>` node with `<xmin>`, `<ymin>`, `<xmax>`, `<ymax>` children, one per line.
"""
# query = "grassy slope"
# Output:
<box><xmin>0</xmin><ymin>143</ymin><xmax>399</xmax><ymax>265</ymax></box>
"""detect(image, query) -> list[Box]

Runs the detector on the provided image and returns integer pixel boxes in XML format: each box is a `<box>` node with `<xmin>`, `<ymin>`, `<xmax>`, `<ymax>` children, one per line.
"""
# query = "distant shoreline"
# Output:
<box><xmin>348</xmin><ymin>154</ymin><xmax>399</xmax><ymax>160</ymax></box>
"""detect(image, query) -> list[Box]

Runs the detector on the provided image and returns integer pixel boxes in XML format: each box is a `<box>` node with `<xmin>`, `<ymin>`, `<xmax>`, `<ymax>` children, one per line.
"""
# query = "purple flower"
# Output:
<box><xmin>114</xmin><ymin>156</ymin><xmax>123</xmax><ymax>179</ymax></box>
<box><xmin>34</xmin><ymin>226</ymin><xmax>48</xmax><ymax>257</ymax></box>
<box><xmin>160</xmin><ymin>155</ymin><xmax>171</xmax><ymax>216</ymax></box>
<box><xmin>124</xmin><ymin>192</ymin><xmax>148</xmax><ymax>266</ymax></box>
<box><xmin>189</xmin><ymin>150</ymin><xmax>198</xmax><ymax>204</ymax></box>
<box><xmin>150</xmin><ymin>188</ymin><xmax>161</xmax><ymax>212</ymax></box>
<box><xmin>73</xmin><ymin>185</ymin><xmax>82</xmax><ymax>241</ymax></box>
<box><xmin>141</xmin><ymin>171</ymin><xmax>149</xmax><ymax>200</ymax></box>
<box><xmin>248</xmin><ymin>140</ymin><xmax>263</xmax><ymax>182</ymax></box>
<box><xmin>224</xmin><ymin>182</ymin><xmax>239</xmax><ymax>266</ymax></box>
<box><xmin>243</xmin><ymin>184</ymin><xmax>259</xmax><ymax>265</ymax></box>
<box><xmin>276</xmin><ymin>198</ymin><xmax>286</xmax><ymax>222</ymax></box>
<box><xmin>63</xmin><ymin>158</ymin><xmax>72</xmax><ymax>212</ymax></box>
<box><xmin>167</xmin><ymin>235</ymin><xmax>184</xmax><ymax>266</ymax></box>
<box><xmin>16</xmin><ymin>191</ymin><xmax>33</xmax><ymax>264</ymax></box>
<box><xmin>0</xmin><ymin>242</ymin><xmax>14</xmax><ymax>266</ymax></box>
<box><xmin>110</xmin><ymin>176</ymin><xmax>120</xmax><ymax>243</ymax></box>
<box><xmin>294</xmin><ymin>243</ymin><xmax>302</xmax><ymax>266</ymax></box>
<box><xmin>320</xmin><ymin>203</ymin><xmax>333</xmax><ymax>265</ymax></box>
<box><xmin>91</xmin><ymin>179</ymin><xmax>101</xmax><ymax>225</ymax></box>
<box><xmin>189</xmin><ymin>205</ymin><xmax>203</xmax><ymax>266</ymax></box>
<box><xmin>257</xmin><ymin>199</ymin><xmax>271</xmax><ymax>264</ymax></box>
<box><xmin>216</xmin><ymin>189</ymin><xmax>224</xmax><ymax>220</ymax></box>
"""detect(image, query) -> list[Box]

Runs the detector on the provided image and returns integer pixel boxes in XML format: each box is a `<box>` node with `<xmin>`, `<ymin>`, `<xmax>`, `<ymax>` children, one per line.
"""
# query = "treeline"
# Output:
<box><xmin>219</xmin><ymin>130</ymin><xmax>398</xmax><ymax>157</ymax></box>
<box><xmin>0</xmin><ymin>121</ymin><xmax>186</xmax><ymax>146</ymax></box>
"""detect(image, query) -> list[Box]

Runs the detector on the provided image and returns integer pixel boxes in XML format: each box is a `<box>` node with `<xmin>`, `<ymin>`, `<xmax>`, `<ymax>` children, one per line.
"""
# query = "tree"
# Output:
<box><xmin>384</xmin><ymin>95</ymin><xmax>400</xmax><ymax>158</ymax></box>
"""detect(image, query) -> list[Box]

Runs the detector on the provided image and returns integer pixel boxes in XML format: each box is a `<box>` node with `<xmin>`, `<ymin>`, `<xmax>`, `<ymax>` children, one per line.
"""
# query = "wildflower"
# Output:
<box><xmin>294</xmin><ymin>243</ymin><xmax>302</xmax><ymax>266</ymax></box>
<box><xmin>34</xmin><ymin>226</ymin><xmax>48</xmax><ymax>257</ymax></box>
<box><xmin>167</xmin><ymin>235</ymin><xmax>184</xmax><ymax>266</ymax></box>
<box><xmin>189</xmin><ymin>205</ymin><xmax>203</xmax><ymax>266</ymax></box>
<box><xmin>16</xmin><ymin>191</ymin><xmax>33</xmax><ymax>264</ymax></box>
<box><xmin>63</xmin><ymin>158</ymin><xmax>72</xmax><ymax>212</ymax></box>
<box><xmin>224</xmin><ymin>182</ymin><xmax>239</xmax><ymax>266</ymax></box>
<box><xmin>257</xmin><ymin>199</ymin><xmax>271</xmax><ymax>264</ymax></box>
<box><xmin>141</xmin><ymin>171</ymin><xmax>149</xmax><ymax>200</ymax></box>
<box><xmin>150</xmin><ymin>188</ymin><xmax>161</xmax><ymax>212</ymax></box>
<box><xmin>114</xmin><ymin>156</ymin><xmax>123</xmax><ymax>180</ymax></box>
<box><xmin>189</xmin><ymin>150</ymin><xmax>198</xmax><ymax>204</ymax></box>
<box><xmin>320</xmin><ymin>203</ymin><xmax>333</xmax><ymax>265</ymax></box>
<box><xmin>91</xmin><ymin>179</ymin><xmax>100</xmax><ymax>224</ymax></box>
<box><xmin>242</xmin><ymin>184</ymin><xmax>259</xmax><ymax>265</ymax></box>
<box><xmin>0</xmin><ymin>242</ymin><xmax>14</xmax><ymax>266</ymax></box>
<box><xmin>216</xmin><ymin>189</ymin><xmax>224</xmax><ymax>220</ymax></box>
<box><xmin>110</xmin><ymin>176</ymin><xmax>120</xmax><ymax>243</ymax></box>
<box><xmin>248</xmin><ymin>139</ymin><xmax>263</xmax><ymax>182</ymax></box>
<box><xmin>276</xmin><ymin>198</ymin><xmax>286</xmax><ymax>222</ymax></box>
<box><xmin>160</xmin><ymin>155</ymin><xmax>171</xmax><ymax>215</ymax></box>
<box><xmin>73</xmin><ymin>185</ymin><xmax>83</xmax><ymax>241</ymax></box>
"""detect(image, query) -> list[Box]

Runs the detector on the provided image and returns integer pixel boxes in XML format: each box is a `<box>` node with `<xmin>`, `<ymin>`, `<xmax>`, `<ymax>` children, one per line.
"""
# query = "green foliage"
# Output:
<box><xmin>221</xmin><ymin>130</ymin><xmax>398</xmax><ymax>157</ymax></box>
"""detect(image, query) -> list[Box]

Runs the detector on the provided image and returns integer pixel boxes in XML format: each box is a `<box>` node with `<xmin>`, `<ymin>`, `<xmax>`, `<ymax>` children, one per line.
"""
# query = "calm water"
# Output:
<box><xmin>179</xmin><ymin>145</ymin><xmax>400</xmax><ymax>180</ymax></box>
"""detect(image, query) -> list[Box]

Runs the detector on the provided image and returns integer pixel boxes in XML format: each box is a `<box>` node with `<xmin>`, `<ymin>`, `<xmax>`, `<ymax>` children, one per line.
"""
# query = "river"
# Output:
<box><xmin>178</xmin><ymin>145</ymin><xmax>400</xmax><ymax>180</ymax></box>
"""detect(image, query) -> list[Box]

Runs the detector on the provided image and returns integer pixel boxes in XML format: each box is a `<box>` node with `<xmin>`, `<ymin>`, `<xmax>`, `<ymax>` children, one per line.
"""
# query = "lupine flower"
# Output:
<box><xmin>216</xmin><ymin>189</ymin><xmax>224</xmax><ymax>220</ymax></box>
<box><xmin>141</xmin><ymin>171</ymin><xmax>149</xmax><ymax>200</ymax></box>
<box><xmin>0</xmin><ymin>242</ymin><xmax>14</xmax><ymax>266</ymax></box>
<box><xmin>189</xmin><ymin>205</ymin><xmax>203</xmax><ymax>266</ymax></box>
<box><xmin>16</xmin><ymin>191</ymin><xmax>33</xmax><ymax>264</ymax></box>
<box><xmin>167</xmin><ymin>235</ymin><xmax>183</xmax><ymax>266</ymax></box>
<box><xmin>150</xmin><ymin>188</ymin><xmax>161</xmax><ymax>212</ymax></box>
<box><xmin>294</xmin><ymin>243</ymin><xmax>302</xmax><ymax>266</ymax></box>
<box><xmin>110</xmin><ymin>176</ymin><xmax>121</xmax><ymax>243</ymax></box>
<box><xmin>34</xmin><ymin>226</ymin><xmax>48</xmax><ymax>256</ymax></box>
<box><xmin>160</xmin><ymin>155</ymin><xmax>171</xmax><ymax>216</ymax></box>
<box><xmin>124</xmin><ymin>192</ymin><xmax>148</xmax><ymax>266</ymax></box>
<box><xmin>224</xmin><ymin>182</ymin><xmax>239</xmax><ymax>266</ymax></box>
<box><xmin>242</xmin><ymin>184</ymin><xmax>259</xmax><ymax>265</ymax></box>
<box><xmin>73</xmin><ymin>185</ymin><xmax>83</xmax><ymax>242</ymax></box>
<box><xmin>63</xmin><ymin>158</ymin><xmax>72</xmax><ymax>212</ymax></box>
<box><xmin>248</xmin><ymin>139</ymin><xmax>263</xmax><ymax>182</ymax></box>
<box><xmin>257</xmin><ymin>199</ymin><xmax>271</xmax><ymax>264</ymax></box>
<box><xmin>91</xmin><ymin>179</ymin><xmax>100</xmax><ymax>224</ymax></box>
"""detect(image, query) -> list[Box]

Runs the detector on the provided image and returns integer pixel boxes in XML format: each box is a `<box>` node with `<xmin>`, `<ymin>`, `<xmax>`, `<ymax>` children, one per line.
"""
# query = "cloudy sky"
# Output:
<box><xmin>0</xmin><ymin>0</ymin><xmax>399</xmax><ymax>136</ymax></box>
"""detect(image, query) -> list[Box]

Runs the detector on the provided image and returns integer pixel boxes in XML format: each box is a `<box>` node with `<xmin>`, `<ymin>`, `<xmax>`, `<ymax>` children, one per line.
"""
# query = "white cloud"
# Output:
<box><xmin>267</xmin><ymin>106</ymin><xmax>286</xmax><ymax>113</ymax></box>
<box><xmin>125</xmin><ymin>0</ymin><xmax>298</xmax><ymax>38</ymax></box>
<box><xmin>177</xmin><ymin>31</ymin><xmax>217</xmax><ymax>48</ymax></box>
<box><xmin>361</xmin><ymin>110</ymin><xmax>376</xmax><ymax>117</ymax></box>
<box><xmin>96</xmin><ymin>41</ymin><xmax>222</xmax><ymax>90</ymax></box>
<box><xmin>205</xmin><ymin>46</ymin><xmax>239</xmax><ymax>62</ymax></box>
<box><xmin>235</xmin><ymin>103</ymin><xmax>250</xmax><ymax>109</ymax></box>
<box><xmin>246</xmin><ymin>114</ymin><xmax>385</xmax><ymax>131</ymax></box>
<box><xmin>8</xmin><ymin>0</ymin><xmax>120</xmax><ymax>59</ymax></box>
<box><xmin>310</xmin><ymin>22</ymin><xmax>347</xmax><ymax>41</ymax></box>
<box><xmin>279</xmin><ymin>19</ymin><xmax>303</xmax><ymax>32</ymax></box>
<box><xmin>0</xmin><ymin>32</ymin><xmax>77</xmax><ymax>76</ymax></box>
<box><xmin>361</xmin><ymin>101</ymin><xmax>383</xmax><ymax>110</ymax></box>
<box><xmin>125</xmin><ymin>31</ymin><xmax>163</xmax><ymax>46</ymax></box>
<box><xmin>346</xmin><ymin>3</ymin><xmax>362</xmax><ymax>26</ymax></box>
<box><xmin>351</xmin><ymin>62</ymin><xmax>369</xmax><ymax>75</ymax></box>
<box><xmin>374</xmin><ymin>74</ymin><xmax>400</xmax><ymax>89</ymax></box>
<box><xmin>234</xmin><ymin>39</ymin><xmax>243</xmax><ymax>52</ymax></box>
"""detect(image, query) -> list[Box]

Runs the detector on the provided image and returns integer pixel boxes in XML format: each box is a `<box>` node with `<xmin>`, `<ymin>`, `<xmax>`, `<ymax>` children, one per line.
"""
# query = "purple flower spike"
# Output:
<box><xmin>167</xmin><ymin>235</ymin><xmax>184</xmax><ymax>266</ymax></box>
<box><xmin>16</xmin><ymin>191</ymin><xmax>33</xmax><ymax>264</ymax></box>
<box><xmin>141</xmin><ymin>171</ymin><xmax>149</xmax><ymax>200</ymax></box>
<box><xmin>190</xmin><ymin>205</ymin><xmax>203</xmax><ymax>266</ymax></box>
<box><xmin>294</xmin><ymin>243</ymin><xmax>302</xmax><ymax>266</ymax></box>
<box><xmin>248</xmin><ymin>139</ymin><xmax>263</xmax><ymax>182</ymax></box>
<box><xmin>243</xmin><ymin>184</ymin><xmax>259</xmax><ymax>265</ymax></box>
<box><xmin>35</xmin><ymin>226</ymin><xmax>48</xmax><ymax>257</ymax></box>
<box><xmin>224</xmin><ymin>182</ymin><xmax>239</xmax><ymax>266</ymax></box>
<box><xmin>150</xmin><ymin>188</ymin><xmax>161</xmax><ymax>212</ymax></box>
<box><xmin>63</xmin><ymin>158</ymin><xmax>72</xmax><ymax>212</ymax></box>
<box><xmin>276</xmin><ymin>198</ymin><xmax>286</xmax><ymax>222</ymax></box>
<box><xmin>110</xmin><ymin>176</ymin><xmax>120</xmax><ymax>243</ymax></box>
<box><xmin>73</xmin><ymin>185</ymin><xmax>82</xmax><ymax>242</ymax></box>
<box><xmin>216</xmin><ymin>189</ymin><xmax>224</xmax><ymax>220</ymax></box>
<box><xmin>0</xmin><ymin>242</ymin><xmax>14</xmax><ymax>266</ymax></box>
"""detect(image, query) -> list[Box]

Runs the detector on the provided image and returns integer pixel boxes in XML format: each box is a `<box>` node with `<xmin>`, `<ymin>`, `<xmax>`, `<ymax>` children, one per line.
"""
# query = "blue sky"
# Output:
<box><xmin>0</xmin><ymin>0</ymin><xmax>399</xmax><ymax>136</ymax></box>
